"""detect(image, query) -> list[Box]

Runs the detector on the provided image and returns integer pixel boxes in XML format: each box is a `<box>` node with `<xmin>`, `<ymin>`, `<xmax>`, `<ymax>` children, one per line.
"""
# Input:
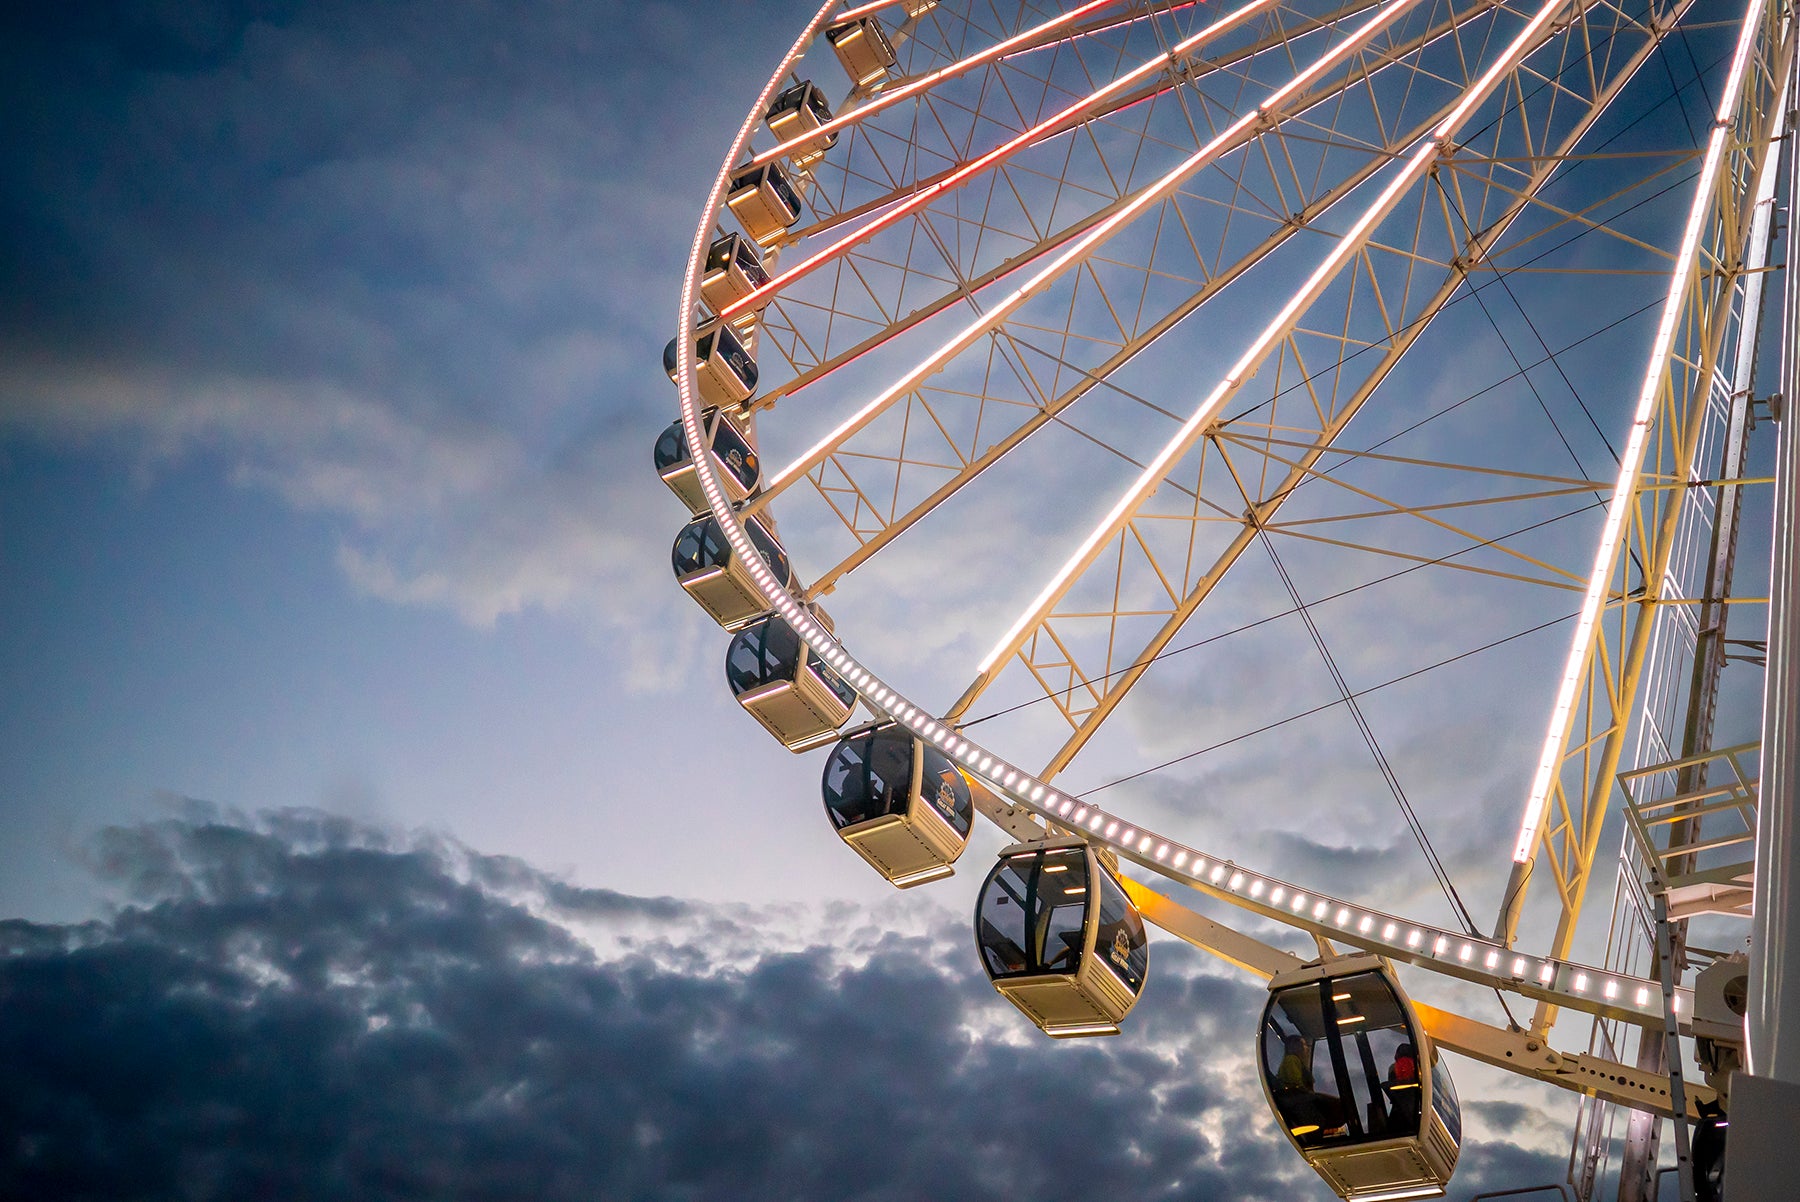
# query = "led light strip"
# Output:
<box><xmin>756</xmin><ymin>0</ymin><xmax>1459</xmax><ymax>502</ymax></box>
<box><xmin>750</xmin><ymin>0</ymin><xmax>1159</xmax><ymax>170</ymax></box>
<box><xmin>673</xmin><ymin>0</ymin><xmax>1688</xmax><ymax>1033</ymax></box>
<box><xmin>1510</xmin><ymin>0</ymin><xmax>1777</xmax><ymax>866</ymax></box>
<box><xmin>726</xmin><ymin>0</ymin><xmax>1299</xmax><ymax>322</ymax></box>
<box><xmin>972</xmin><ymin>0</ymin><xmax>1591</xmax><ymax>683</ymax></box>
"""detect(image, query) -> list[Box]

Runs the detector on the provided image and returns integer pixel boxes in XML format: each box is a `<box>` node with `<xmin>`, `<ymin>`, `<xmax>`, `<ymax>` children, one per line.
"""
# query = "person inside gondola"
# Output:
<box><xmin>1274</xmin><ymin>1035</ymin><xmax>1345</xmax><ymax>1143</ymax></box>
<box><xmin>1384</xmin><ymin>1041</ymin><xmax>1421</xmax><ymax>1131</ymax></box>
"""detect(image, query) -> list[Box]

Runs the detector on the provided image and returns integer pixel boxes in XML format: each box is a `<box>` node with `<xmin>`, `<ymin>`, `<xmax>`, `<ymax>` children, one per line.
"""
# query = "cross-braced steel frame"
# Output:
<box><xmin>671</xmin><ymin>0</ymin><xmax>1795</xmax><ymax>1128</ymax></box>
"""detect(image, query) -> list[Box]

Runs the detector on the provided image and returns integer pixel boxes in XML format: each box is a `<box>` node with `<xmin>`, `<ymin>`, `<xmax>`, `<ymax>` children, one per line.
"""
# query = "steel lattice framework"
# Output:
<box><xmin>670</xmin><ymin>0</ymin><xmax>1794</xmax><ymax>1132</ymax></box>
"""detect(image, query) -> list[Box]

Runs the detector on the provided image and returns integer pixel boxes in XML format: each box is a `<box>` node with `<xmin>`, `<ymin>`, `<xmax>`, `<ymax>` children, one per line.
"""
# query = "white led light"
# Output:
<box><xmin>1314</xmin><ymin>901</ymin><xmax>1330</xmax><ymax>919</ymax></box>
<box><xmin>1212</xmin><ymin>865</ymin><xmax>1228</xmax><ymax>883</ymax></box>
<box><xmin>1637</xmin><ymin>987</ymin><xmax>1650</xmax><ymax>1006</ymax></box>
<box><xmin>1270</xmin><ymin>887</ymin><xmax>1285</xmax><ymax>904</ymax></box>
<box><xmin>1140</xmin><ymin>836</ymin><xmax>1153</xmax><ymax>853</ymax></box>
<box><xmin>1192</xmin><ymin>859</ymin><xmax>1208</xmax><ymax>876</ymax></box>
<box><xmin>1407</xmin><ymin>930</ymin><xmax>1423</xmax><ymax>948</ymax></box>
<box><xmin>1433</xmin><ymin>936</ymin><xmax>1448</xmax><ymax>955</ymax></box>
<box><xmin>1250</xmin><ymin>880</ymin><xmax>1264</xmax><ymax>897</ymax></box>
<box><xmin>1673</xmin><ymin>994</ymin><xmax>1682</xmax><ymax>1012</ymax></box>
<box><xmin>1458</xmin><ymin>944</ymin><xmax>1473</xmax><ymax>962</ymax></box>
<box><xmin>1156</xmin><ymin>845</ymin><xmax>1169</xmax><ymax>861</ymax></box>
<box><xmin>1513</xmin><ymin>958</ymin><xmax>1527</xmax><ymax>976</ymax></box>
<box><xmin>1604</xmin><ymin>981</ymin><xmax>1618</xmax><ymax>1000</ymax></box>
<box><xmin>1104</xmin><ymin>821</ymin><xmax>1118</xmax><ymax>837</ymax></box>
<box><xmin>1058</xmin><ymin>799</ymin><xmax>1073</xmax><ymax>816</ymax></box>
<box><xmin>1359</xmin><ymin>916</ymin><xmax>1373</xmax><ymax>934</ymax></box>
<box><xmin>1354</xmin><ymin>1187</ymin><xmax>1451</xmax><ymax>1202</ymax></box>
<box><xmin>1089</xmin><ymin>815</ymin><xmax>1104</xmax><ymax>831</ymax></box>
<box><xmin>1511</xmin><ymin>1</ymin><xmax>1768</xmax><ymax>867</ymax></box>
<box><xmin>1383</xmin><ymin>923</ymin><xmax>1397</xmax><ymax>940</ymax></box>
<box><xmin>961</xmin><ymin>0</ymin><xmax>1459</xmax><ymax>681</ymax></box>
<box><xmin>1031</xmin><ymin>785</ymin><xmax>1045</xmax><ymax>801</ymax></box>
<box><xmin>1229</xmin><ymin>872</ymin><xmax>1244</xmax><ymax>889</ymax></box>
<box><xmin>1539</xmin><ymin>964</ymin><xmax>1555</xmax><ymax>983</ymax></box>
<box><xmin>1072</xmin><ymin>807</ymin><xmax>1087</xmax><ymax>822</ymax></box>
<box><xmin>1293</xmin><ymin>894</ymin><xmax>1308</xmax><ymax>911</ymax></box>
<box><xmin>1485</xmin><ymin>951</ymin><xmax>1500</xmax><ymax>969</ymax></box>
<box><xmin>1574</xmin><ymin>974</ymin><xmax>1588</xmax><ymax>993</ymax></box>
<box><xmin>1336</xmin><ymin>908</ymin><xmax>1351</xmax><ymax>926</ymax></box>
<box><xmin>1120</xmin><ymin>828</ymin><xmax>1135</xmax><ymax>842</ymax></box>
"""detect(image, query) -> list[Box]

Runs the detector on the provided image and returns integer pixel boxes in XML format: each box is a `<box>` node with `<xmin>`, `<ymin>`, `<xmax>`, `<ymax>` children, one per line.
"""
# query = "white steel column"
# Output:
<box><xmin>1748</xmin><ymin>54</ymin><xmax>1800</xmax><ymax>1085</ymax></box>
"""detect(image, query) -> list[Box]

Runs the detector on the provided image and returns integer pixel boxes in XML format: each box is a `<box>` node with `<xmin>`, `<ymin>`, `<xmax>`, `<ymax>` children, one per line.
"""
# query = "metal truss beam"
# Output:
<box><xmin>1124</xmin><ymin>875</ymin><xmax>1714</xmax><ymax>1115</ymax></box>
<box><xmin>949</xmin><ymin>0</ymin><xmax>1681</xmax><ymax>766</ymax></box>
<box><xmin>744</xmin><ymin>0</ymin><xmax>1499</xmax><ymax>515</ymax></box>
<box><xmin>1496</xmin><ymin>0</ymin><xmax>1794</xmax><ymax>1041</ymax></box>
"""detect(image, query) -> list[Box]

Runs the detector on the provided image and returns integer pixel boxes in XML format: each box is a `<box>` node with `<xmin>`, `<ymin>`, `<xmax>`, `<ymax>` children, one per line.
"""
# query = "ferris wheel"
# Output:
<box><xmin>662</xmin><ymin>1</ymin><xmax>1795</xmax><ymax>1198</ymax></box>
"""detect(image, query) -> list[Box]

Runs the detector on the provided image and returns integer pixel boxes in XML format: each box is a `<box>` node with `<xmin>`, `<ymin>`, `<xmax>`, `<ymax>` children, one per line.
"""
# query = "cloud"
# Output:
<box><xmin>3</xmin><ymin>806</ymin><xmax>1605</xmax><ymax>1202</ymax></box>
<box><xmin>0</xmin><ymin>810</ymin><xmax>1582</xmax><ymax>1201</ymax></box>
<box><xmin>0</xmin><ymin>1</ymin><xmax>785</xmax><ymax>642</ymax></box>
<box><xmin>0</xmin><ymin>810</ymin><xmax>1322</xmax><ymax>1201</ymax></box>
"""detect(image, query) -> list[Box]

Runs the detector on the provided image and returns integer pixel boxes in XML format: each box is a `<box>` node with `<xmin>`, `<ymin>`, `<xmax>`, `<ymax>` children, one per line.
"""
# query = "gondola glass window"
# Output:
<box><xmin>654</xmin><ymin>408</ymin><xmax>760</xmax><ymax>514</ymax></box>
<box><xmin>1262</xmin><ymin>970</ymin><xmax>1415</xmax><ymax>1146</ymax></box>
<box><xmin>977</xmin><ymin>845</ymin><xmax>1086</xmax><ymax>977</ymax></box>
<box><xmin>701</xmin><ymin>233</ymin><xmax>770</xmax><ymax>316</ymax></box>
<box><xmin>725</xmin><ymin>614</ymin><xmax>856</xmax><ymax>751</ymax></box>
<box><xmin>974</xmin><ymin>840</ymin><xmax>1149</xmax><ymax>1037</ymax></box>
<box><xmin>726</xmin><ymin>615</ymin><xmax>849</xmax><ymax>704</ymax></box>
<box><xmin>764</xmin><ymin>81</ymin><xmax>836</xmax><ymax>166</ymax></box>
<box><xmin>977</xmin><ymin>847</ymin><xmax>1146</xmax><ymax>991</ymax></box>
<box><xmin>727</xmin><ymin>161</ymin><xmax>803</xmax><ymax>245</ymax></box>
<box><xmin>820</xmin><ymin>726</ymin><xmax>972</xmax><ymax>886</ymax></box>
<box><xmin>670</xmin><ymin>513</ymin><xmax>791</xmax><ymax>630</ymax></box>
<box><xmin>664</xmin><ymin>320</ymin><xmax>759</xmax><ymax>408</ymax></box>
<box><xmin>1429</xmin><ymin>1052</ymin><xmax>1460</xmax><ymax>1147</ymax></box>
<box><xmin>823</xmin><ymin>727</ymin><xmax>971</xmax><ymax>834</ymax></box>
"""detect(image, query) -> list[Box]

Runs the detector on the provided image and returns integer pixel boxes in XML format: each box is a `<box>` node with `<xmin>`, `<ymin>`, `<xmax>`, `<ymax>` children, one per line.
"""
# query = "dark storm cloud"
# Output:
<box><xmin>1447</xmin><ymin>1139</ymin><xmax>1567</xmax><ymax>1198</ymax></box>
<box><xmin>2</xmin><ymin>811</ymin><xmax>1330</xmax><ymax>1202</ymax></box>
<box><xmin>1465</xmin><ymin>1099</ymin><xmax>1545</xmax><ymax>1137</ymax></box>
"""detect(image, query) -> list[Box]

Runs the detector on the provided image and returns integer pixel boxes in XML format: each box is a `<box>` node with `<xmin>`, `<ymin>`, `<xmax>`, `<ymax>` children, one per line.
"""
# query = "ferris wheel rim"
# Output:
<box><xmin>670</xmin><ymin>0</ymin><xmax>1735</xmax><ymax>1033</ymax></box>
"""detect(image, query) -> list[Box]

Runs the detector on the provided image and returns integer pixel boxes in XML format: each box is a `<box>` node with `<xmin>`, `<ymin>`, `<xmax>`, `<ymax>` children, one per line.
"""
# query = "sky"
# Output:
<box><xmin>0</xmin><ymin>0</ymin><xmax>1764</xmax><ymax>1199</ymax></box>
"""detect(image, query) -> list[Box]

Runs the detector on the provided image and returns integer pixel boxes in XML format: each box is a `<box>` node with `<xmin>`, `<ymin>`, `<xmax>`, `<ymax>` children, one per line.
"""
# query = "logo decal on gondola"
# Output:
<box><xmin>726</xmin><ymin>448</ymin><xmax>745</xmax><ymax>472</ymax></box>
<box><xmin>933</xmin><ymin>770</ymin><xmax>960</xmax><ymax>819</ymax></box>
<box><xmin>1110</xmin><ymin>927</ymin><xmax>1132</xmax><ymax>970</ymax></box>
